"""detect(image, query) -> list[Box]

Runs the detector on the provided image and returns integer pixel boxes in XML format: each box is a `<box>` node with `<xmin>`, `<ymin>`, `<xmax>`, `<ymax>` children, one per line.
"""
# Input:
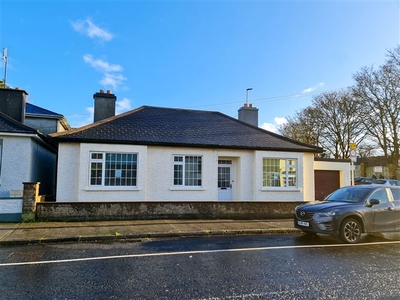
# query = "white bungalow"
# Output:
<box><xmin>50</xmin><ymin>90</ymin><xmax>349</xmax><ymax>203</ymax></box>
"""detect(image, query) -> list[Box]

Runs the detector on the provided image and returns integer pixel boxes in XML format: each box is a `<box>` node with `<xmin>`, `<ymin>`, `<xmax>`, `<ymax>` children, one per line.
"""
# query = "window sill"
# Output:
<box><xmin>261</xmin><ymin>188</ymin><xmax>300</xmax><ymax>192</ymax></box>
<box><xmin>169</xmin><ymin>187</ymin><xmax>205</xmax><ymax>191</ymax></box>
<box><xmin>85</xmin><ymin>187</ymin><xmax>140</xmax><ymax>191</ymax></box>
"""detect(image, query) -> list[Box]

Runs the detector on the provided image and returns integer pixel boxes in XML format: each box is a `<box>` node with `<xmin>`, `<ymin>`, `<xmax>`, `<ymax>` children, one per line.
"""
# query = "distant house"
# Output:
<box><xmin>50</xmin><ymin>90</ymin><xmax>349</xmax><ymax>203</ymax></box>
<box><xmin>0</xmin><ymin>88</ymin><xmax>69</xmax><ymax>199</ymax></box>
<box><xmin>355</xmin><ymin>156</ymin><xmax>399</xmax><ymax>179</ymax></box>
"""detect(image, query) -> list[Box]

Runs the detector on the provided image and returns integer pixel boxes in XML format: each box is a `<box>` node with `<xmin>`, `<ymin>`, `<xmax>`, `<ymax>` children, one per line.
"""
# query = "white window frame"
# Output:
<box><xmin>89</xmin><ymin>151</ymin><xmax>138</xmax><ymax>188</ymax></box>
<box><xmin>262</xmin><ymin>158</ymin><xmax>298</xmax><ymax>189</ymax></box>
<box><xmin>173</xmin><ymin>155</ymin><xmax>203</xmax><ymax>187</ymax></box>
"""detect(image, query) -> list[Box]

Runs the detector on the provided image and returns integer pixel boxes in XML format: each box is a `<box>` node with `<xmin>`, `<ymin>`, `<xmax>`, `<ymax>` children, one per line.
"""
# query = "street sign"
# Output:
<box><xmin>350</xmin><ymin>143</ymin><xmax>356</xmax><ymax>150</ymax></box>
<box><xmin>350</xmin><ymin>146</ymin><xmax>357</xmax><ymax>162</ymax></box>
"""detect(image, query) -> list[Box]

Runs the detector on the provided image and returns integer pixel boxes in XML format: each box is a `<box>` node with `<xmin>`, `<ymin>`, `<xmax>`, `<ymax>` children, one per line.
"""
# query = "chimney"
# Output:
<box><xmin>238</xmin><ymin>103</ymin><xmax>258</xmax><ymax>127</ymax></box>
<box><xmin>0</xmin><ymin>87</ymin><xmax>27</xmax><ymax>123</ymax></box>
<box><xmin>93</xmin><ymin>89</ymin><xmax>116</xmax><ymax>122</ymax></box>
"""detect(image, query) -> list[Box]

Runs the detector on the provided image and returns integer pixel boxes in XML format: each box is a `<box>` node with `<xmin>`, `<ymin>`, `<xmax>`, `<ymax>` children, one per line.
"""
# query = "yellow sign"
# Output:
<box><xmin>350</xmin><ymin>143</ymin><xmax>356</xmax><ymax>150</ymax></box>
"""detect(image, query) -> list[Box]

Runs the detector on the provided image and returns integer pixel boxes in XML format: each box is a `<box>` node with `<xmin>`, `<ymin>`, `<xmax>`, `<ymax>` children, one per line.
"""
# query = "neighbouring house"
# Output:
<box><xmin>0</xmin><ymin>87</ymin><xmax>70</xmax><ymax>221</ymax></box>
<box><xmin>25</xmin><ymin>102</ymin><xmax>71</xmax><ymax>135</ymax></box>
<box><xmin>49</xmin><ymin>90</ymin><xmax>349</xmax><ymax>204</ymax></box>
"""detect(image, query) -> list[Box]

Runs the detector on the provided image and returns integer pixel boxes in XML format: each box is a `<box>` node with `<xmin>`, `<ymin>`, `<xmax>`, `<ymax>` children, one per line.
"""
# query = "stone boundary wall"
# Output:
<box><xmin>35</xmin><ymin>201</ymin><xmax>301</xmax><ymax>221</ymax></box>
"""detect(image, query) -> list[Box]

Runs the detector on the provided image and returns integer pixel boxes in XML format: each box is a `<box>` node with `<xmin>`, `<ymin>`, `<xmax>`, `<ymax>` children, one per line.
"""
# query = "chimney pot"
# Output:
<box><xmin>93</xmin><ymin>90</ymin><xmax>116</xmax><ymax>122</ymax></box>
<box><xmin>244</xmin><ymin>103</ymin><xmax>248</xmax><ymax>107</ymax></box>
<box><xmin>249</xmin><ymin>104</ymin><xmax>253</xmax><ymax>108</ymax></box>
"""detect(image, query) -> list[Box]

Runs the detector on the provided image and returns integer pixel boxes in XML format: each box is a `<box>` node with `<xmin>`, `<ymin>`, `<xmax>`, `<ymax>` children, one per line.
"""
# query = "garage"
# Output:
<box><xmin>314</xmin><ymin>170</ymin><xmax>340</xmax><ymax>201</ymax></box>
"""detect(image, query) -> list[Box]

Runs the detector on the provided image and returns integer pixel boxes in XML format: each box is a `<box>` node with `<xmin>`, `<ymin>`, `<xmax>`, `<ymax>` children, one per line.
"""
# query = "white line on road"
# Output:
<box><xmin>1</xmin><ymin>240</ymin><xmax>400</xmax><ymax>267</ymax></box>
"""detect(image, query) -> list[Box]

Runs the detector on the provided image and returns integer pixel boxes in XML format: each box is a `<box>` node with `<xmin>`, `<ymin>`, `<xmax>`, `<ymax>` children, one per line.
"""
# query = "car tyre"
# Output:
<box><xmin>339</xmin><ymin>218</ymin><xmax>362</xmax><ymax>243</ymax></box>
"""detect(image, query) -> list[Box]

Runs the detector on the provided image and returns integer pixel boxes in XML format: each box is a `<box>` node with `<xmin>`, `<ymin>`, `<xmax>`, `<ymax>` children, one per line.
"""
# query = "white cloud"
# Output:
<box><xmin>83</xmin><ymin>54</ymin><xmax>123</xmax><ymax>73</ymax></box>
<box><xmin>260</xmin><ymin>117</ymin><xmax>287</xmax><ymax>133</ymax></box>
<box><xmin>274</xmin><ymin>117</ymin><xmax>287</xmax><ymax>126</ymax></box>
<box><xmin>302</xmin><ymin>82</ymin><xmax>325</xmax><ymax>94</ymax></box>
<box><xmin>116</xmin><ymin>98</ymin><xmax>132</xmax><ymax>114</ymax></box>
<box><xmin>71</xmin><ymin>18</ymin><xmax>113</xmax><ymax>42</ymax></box>
<box><xmin>83</xmin><ymin>54</ymin><xmax>126</xmax><ymax>89</ymax></box>
<box><xmin>261</xmin><ymin>122</ymin><xmax>277</xmax><ymax>132</ymax></box>
<box><xmin>100</xmin><ymin>73</ymin><xmax>127</xmax><ymax>89</ymax></box>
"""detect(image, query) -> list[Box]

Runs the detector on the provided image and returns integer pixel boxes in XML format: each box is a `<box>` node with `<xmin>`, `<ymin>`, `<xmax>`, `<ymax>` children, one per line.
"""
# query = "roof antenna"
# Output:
<box><xmin>246</xmin><ymin>88</ymin><xmax>253</xmax><ymax>105</ymax></box>
<box><xmin>1</xmin><ymin>47</ymin><xmax>8</xmax><ymax>88</ymax></box>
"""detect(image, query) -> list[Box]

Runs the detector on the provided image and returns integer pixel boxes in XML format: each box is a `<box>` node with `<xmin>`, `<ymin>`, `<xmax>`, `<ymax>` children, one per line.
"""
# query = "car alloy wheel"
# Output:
<box><xmin>340</xmin><ymin>218</ymin><xmax>362</xmax><ymax>243</ymax></box>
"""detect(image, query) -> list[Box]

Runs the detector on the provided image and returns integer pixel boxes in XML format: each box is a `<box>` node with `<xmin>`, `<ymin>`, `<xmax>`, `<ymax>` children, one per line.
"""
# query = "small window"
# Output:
<box><xmin>263</xmin><ymin>158</ymin><xmax>297</xmax><ymax>188</ymax></box>
<box><xmin>174</xmin><ymin>155</ymin><xmax>202</xmax><ymax>187</ymax></box>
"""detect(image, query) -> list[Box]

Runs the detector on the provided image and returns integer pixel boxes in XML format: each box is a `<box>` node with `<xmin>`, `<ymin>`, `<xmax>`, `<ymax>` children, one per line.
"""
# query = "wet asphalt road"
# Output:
<box><xmin>1</xmin><ymin>232</ymin><xmax>400</xmax><ymax>299</ymax></box>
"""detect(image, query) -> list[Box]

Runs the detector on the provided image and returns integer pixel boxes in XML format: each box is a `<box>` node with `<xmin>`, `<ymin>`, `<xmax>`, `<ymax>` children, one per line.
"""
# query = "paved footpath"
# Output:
<box><xmin>0</xmin><ymin>219</ymin><xmax>300</xmax><ymax>246</ymax></box>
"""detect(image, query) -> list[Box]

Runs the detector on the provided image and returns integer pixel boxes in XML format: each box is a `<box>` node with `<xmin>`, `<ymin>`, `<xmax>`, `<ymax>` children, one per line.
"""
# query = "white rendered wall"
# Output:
<box><xmin>55</xmin><ymin>143</ymin><xmax>80</xmax><ymax>201</ymax></box>
<box><xmin>56</xmin><ymin>143</ymin><xmax>147</xmax><ymax>202</ymax></box>
<box><xmin>146</xmin><ymin>147</ymin><xmax>255</xmax><ymax>201</ymax></box>
<box><xmin>0</xmin><ymin>198</ymin><xmax>22</xmax><ymax>214</ymax></box>
<box><xmin>56</xmin><ymin>142</ymin><xmax>312</xmax><ymax>202</ymax></box>
<box><xmin>0</xmin><ymin>136</ymin><xmax>33</xmax><ymax>197</ymax></box>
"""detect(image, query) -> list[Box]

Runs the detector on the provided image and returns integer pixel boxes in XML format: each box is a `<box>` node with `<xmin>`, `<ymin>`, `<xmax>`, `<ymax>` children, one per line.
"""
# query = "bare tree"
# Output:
<box><xmin>352</xmin><ymin>46</ymin><xmax>400</xmax><ymax>178</ymax></box>
<box><xmin>278</xmin><ymin>106</ymin><xmax>324</xmax><ymax>150</ymax></box>
<box><xmin>311</xmin><ymin>90</ymin><xmax>366</xmax><ymax>159</ymax></box>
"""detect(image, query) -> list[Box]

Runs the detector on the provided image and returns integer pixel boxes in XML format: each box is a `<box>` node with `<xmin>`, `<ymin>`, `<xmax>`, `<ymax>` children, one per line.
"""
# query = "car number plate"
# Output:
<box><xmin>297</xmin><ymin>221</ymin><xmax>309</xmax><ymax>227</ymax></box>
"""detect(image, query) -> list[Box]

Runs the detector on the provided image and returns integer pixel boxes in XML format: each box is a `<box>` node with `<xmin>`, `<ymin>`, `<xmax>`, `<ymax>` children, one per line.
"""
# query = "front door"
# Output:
<box><xmin>218</xmin><ymin>160</ymin><xmax>233</xmax><ymax>201</ymax></box>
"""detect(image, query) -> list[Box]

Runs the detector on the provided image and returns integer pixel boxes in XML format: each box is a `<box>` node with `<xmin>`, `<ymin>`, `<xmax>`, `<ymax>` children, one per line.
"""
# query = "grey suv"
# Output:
<box><xmin>294</xmin><ymin>185</ymin><xmax>400</xmax><ymax>243</ymax></box>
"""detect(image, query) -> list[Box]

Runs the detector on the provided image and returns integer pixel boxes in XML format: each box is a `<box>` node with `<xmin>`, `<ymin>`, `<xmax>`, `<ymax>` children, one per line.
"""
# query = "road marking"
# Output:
<box><xmin>1</xmin><ymin>240</ymin><xmax>400</xmax><ymax>267</ymax></box>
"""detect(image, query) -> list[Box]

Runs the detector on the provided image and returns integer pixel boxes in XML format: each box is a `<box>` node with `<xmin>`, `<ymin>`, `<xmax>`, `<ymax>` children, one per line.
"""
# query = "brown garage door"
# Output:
<box><xmin>314</xmin><ymin>170</ymin><xmax>340</xmax><ymax>201</ymax></box>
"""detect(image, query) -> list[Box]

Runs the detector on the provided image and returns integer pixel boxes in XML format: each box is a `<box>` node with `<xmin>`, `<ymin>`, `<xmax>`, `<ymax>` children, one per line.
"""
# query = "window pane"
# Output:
<box><xmin>184</xmin><ymin>156</ymin><xmax>202</xmax><ymax>186</ymax></box>
<box><xmin>90</xmin><ymin>152</ymin><xmax>137</xmax><ymax>187</ymax></box>
<box><xmin>174</xmin><ymin>155</ymin><xmax>202</xmax><ymax>186</ymax></box>
<box><xmin>174</xmin><ymin>165</ymin><xmax>183</xmax><ymax>185</ymax></box>
<box><xmin>218</xmin><ymin>166</ymin><xmax>230</xmax><ymax>188</ymax></box>
<box><xmin>105</xmin><ymin>153</ymin><xmax>137</xmax><ymax>186</ymax></box>
<box><xmin>263</xmin><ymin>158</ymin><xmax>297</xmax><ymax>188</ymax></box>
<box><xmin>90</xmin><ymin>162</ymin><xmax>103</xmax><ymax>185</ymax></box>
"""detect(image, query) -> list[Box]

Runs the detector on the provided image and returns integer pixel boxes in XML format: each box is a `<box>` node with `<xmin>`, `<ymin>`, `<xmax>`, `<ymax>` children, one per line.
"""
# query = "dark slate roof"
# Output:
<box><xmin>26</xmin><ymin>103</ymin><xmax>62</xmax><ymax>117</ymax></box>
<box><xmin>50</xmin><ymin>106</ymin><xmax>323</xmax><ymax>153</ymax></box>
<box><xmin>0</xmin><ymin>111</ymin><xmax>37</xmax><ymax>134</ymax></box>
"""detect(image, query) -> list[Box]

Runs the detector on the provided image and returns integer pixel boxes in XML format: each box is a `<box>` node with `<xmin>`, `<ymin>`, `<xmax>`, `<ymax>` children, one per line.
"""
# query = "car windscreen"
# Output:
<box><xmin>325</xmin><ymin>187</ymin><xmax>370</xmax><ymax>203</ymax></box>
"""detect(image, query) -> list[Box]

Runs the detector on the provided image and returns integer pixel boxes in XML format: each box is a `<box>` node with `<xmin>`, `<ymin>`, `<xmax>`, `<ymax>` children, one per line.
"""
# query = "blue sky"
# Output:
<box><xmin>1</xmin><ymin>0</ymin><xmax>399</xmax><ymax>131</ymax></box>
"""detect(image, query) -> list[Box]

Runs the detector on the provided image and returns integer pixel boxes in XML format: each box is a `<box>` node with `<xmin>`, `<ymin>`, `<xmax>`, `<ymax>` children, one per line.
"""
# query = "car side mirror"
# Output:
<box><xmin>369</xmin><ymin>199</ymin><xmax>381</xmax><ymax>207</ymax></box>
